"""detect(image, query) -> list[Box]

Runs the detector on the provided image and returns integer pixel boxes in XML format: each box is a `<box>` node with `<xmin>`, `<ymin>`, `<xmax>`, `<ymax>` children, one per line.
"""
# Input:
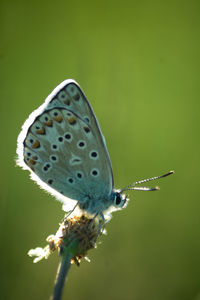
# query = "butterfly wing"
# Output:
<box><xmin>17</xmin><ymin>80</ymin><xmax>114</xmax><ymax>210</ymax></box>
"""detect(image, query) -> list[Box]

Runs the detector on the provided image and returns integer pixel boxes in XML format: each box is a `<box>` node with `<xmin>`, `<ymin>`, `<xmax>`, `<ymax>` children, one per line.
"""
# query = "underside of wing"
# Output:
<box><xmin>17</xmin><ymin>80</ymin><xmax>114</xmax><ymax>207</ymax></box>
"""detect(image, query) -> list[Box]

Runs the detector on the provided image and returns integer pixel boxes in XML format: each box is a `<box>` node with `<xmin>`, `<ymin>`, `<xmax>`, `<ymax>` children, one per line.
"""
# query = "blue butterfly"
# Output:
<box><xmin>17</xmin><ymin>80</ymin><xmax>173</xmax><ymax>218</ymax></box>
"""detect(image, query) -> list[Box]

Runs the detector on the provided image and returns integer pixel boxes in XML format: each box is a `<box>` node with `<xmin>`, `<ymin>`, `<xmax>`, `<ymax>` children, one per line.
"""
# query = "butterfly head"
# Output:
<box><xmin>112</xmin><ymin>191</ymin><xmax>128</xmax><ymax>209</ymax></box>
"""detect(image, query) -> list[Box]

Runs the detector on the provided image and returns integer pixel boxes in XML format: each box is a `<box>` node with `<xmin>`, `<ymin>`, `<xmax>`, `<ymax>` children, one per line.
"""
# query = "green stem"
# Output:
<box><xmin>51</xmin><ymin>252</ymin><xmax>72</xmax><ymax>300</ymax></box>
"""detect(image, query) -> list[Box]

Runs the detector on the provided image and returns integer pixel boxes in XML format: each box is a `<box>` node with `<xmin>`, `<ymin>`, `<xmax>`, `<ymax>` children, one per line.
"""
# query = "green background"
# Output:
<box><xmin>1</xmin><ymin>0</ymin><xmax>200</xmax><ymax>299</ymax></box>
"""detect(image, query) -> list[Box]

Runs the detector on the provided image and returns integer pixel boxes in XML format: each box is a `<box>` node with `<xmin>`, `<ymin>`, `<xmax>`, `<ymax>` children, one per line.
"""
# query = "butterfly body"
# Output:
<box><xmin>17</xmin><ymin>80</ymin><xmax>127</xmax><ymax>215</ymax></box>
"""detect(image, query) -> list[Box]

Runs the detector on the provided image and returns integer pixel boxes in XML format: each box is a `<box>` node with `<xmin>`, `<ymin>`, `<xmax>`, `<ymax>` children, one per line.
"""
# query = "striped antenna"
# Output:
<box><xmin>120</xmin><ymin>171</ymin><xmax>174</xmax><ymax>193</ymax></box>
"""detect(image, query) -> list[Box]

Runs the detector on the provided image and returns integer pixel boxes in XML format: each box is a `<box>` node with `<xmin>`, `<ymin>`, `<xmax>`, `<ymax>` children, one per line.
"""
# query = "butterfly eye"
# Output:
<box><xmin>113</xmin><ymin>193</ymin><xmax>126</xmax><ymax>208</ymax></box>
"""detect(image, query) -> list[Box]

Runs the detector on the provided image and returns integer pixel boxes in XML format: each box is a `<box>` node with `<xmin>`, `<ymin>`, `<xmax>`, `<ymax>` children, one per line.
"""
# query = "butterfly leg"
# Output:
<box><xmin>95</xmin><ymin>212</ymin><xmax>106</xmax><ymax>236</ymax></box>
<box><xmin>99</xmin><ymin>212</ymin><xmax>105</xmax><ymax>222</ymax></box>
<box><xmin>64</xmin><ymin>202</ymin><xmax>78</xmax><ymax>219</ymax></box>
<box><xmin>99</xmin><ymin>212</ymin><xmax>110</xmax><ymax>234</ymax></box>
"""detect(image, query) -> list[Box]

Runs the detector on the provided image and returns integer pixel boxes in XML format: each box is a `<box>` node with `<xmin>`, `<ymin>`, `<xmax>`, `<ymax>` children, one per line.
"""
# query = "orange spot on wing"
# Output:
<box><xmin>32</xmin><ymin>140</ymin><xmax>40</xmax><ymax>148</ymax></box>
<box><xmin>36</xmin><ymin>127</ymin><xmax>46</xmax><ymax>135</ymax></box>
<box><xmin>64</xmin><ymin>99</ymin><xmax>70</xmax><ymax>105</ymax></box>
<box><xmin>68</xmin><ymin>117</ymin><xmax>76</xmax><ymax>125</ymax></box>
<box><xmin>54</xmin><ymin>115</ymin><xmax>63</xmax><ymax>123</ymax></box>
<box><xmin>74</xmin><ymin>93</ymin><xmax>80</xmax><ymax>101</ymax></box>
<box><xmin>45</xmin><ymin>120</ymin><xmax>53</xmax><ymax>127</ymax></box>
<box><xmin>29</xmin><ymin>159</ymin><xmax>36</xmax><ymax>165</ymax></box>
<box><xmin>32</xmin><ymin>155</ymin><xmax>37</xmax><ymax>159</ymax></box>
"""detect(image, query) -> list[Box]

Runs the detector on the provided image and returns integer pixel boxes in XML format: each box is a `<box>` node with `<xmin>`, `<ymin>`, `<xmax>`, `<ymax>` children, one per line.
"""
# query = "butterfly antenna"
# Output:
<box><xmin>120</xmin><ymin>170</ymin><xmax>174</xmax><ymax>193</ymax></box>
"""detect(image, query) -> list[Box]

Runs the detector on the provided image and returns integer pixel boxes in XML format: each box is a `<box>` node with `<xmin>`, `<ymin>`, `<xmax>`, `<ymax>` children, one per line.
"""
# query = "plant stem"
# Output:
<box><xmin>51</xmin><ymin>252</ymin><xmax>71</xmax><ymax>300</ymax></box>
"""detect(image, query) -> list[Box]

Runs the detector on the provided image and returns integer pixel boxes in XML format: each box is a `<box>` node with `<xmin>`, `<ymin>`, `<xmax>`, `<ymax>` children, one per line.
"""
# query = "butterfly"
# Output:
<box><xmin>17</xmin><ymin>80</ymin><xmax>173</xmax><ymax>218</ymax></box>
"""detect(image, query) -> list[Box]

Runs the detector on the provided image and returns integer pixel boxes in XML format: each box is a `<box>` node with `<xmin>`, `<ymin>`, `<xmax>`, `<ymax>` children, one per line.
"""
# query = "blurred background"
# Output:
<box><xmin>1</xmin><ymin>0</ymin><xmax>200</xmax><ymax>299</ymax></box>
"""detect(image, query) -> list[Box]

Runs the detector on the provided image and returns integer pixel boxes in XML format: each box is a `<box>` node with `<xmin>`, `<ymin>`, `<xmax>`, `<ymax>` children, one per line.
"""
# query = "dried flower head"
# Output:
<box><xmin>28</xmin><ymin>211</ymin><xmax>109</xmax><ymax>265</ymax></box>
